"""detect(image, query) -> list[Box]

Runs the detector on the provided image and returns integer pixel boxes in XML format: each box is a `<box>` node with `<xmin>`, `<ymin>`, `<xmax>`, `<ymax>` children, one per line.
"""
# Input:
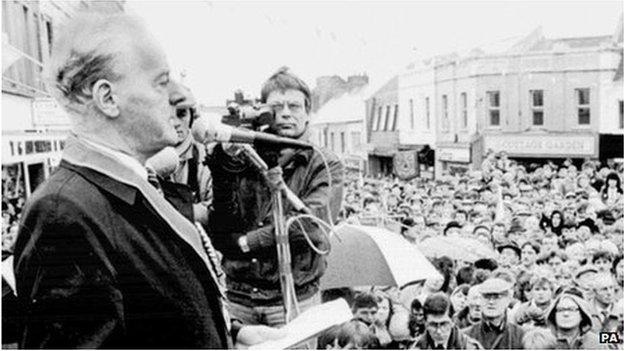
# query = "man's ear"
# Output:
<box><xmin>92</xmin><ymin>79</ymin><xmax>120</xmax><ymax>118</ymax></box>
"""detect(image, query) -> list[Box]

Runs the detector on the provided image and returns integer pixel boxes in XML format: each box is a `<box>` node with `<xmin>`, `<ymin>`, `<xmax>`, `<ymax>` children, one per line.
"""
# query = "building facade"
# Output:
<box><xmin>2</xmin><ymin>0</ymin><xmax>125</xmax><ymax>198</ymax></box>
<box><xmin>397</xmin><ymin>24</ymin><xmax>623</xmax><ymax>178</ymax></box>
<box><xmin>310</xmin><ymin>87</ymin><xmax>369</xmax><ymax>173</ymax></box>
<box><xmin>365</xmin><ymin>76</ymin><xmax>402</xmax><ymax>177</ymax></box>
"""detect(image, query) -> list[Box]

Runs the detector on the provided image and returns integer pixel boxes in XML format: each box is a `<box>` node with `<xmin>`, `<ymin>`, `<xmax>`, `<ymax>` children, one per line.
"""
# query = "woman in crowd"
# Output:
<box><xmin>549</xmin><ymin>210</ymin><xmax>565</xmax><ymax>236</ymax></box>
<box><xmin>373</xmin><ymin>292</ymin><xmax>394</xmax><ymax>348</ymax></box>
<box><xmin>545</xmin><ymin>291</ymin><xmax>607</xmax><ymax>349</ymax></box>
<box><xmin>601</xmin><ymin>172</ymin><xmax>623</xmax><ymax>206</ymax></box>
<box><xmin>509</xmin><ymin>274</ymin><xmax>554</xmax><ymax>328</ymax></box>
<box><xmin>520</xmin><ymin>242</ymin><xmax>540</xmax><ymax>272</ymax></box>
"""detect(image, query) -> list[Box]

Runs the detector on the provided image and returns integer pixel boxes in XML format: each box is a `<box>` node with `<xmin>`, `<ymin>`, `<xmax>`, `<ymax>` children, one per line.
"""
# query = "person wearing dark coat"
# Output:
<box><xmin>206</xmin><ymin>67</ymin><xmax>345</xmax><ymax>328</ymax></box>
<box><xmin>463</xmin><ymin>278</ymin><xmax>524</xmax><ymax>349</ymax></box>
<box><xmin>411</xmin><ymin>293</ymin><xmax>482</xmax><ymax>350</ymax></box>
<box><xmin>13</xmin><ymin>13</ymin><xmax>279</xmax><ymax>349</ymax></box>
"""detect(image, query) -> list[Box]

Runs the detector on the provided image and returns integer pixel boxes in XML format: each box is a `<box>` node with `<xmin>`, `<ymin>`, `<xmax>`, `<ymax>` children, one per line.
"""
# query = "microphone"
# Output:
<box><xmin>239</xmin><ymin>144</ymin><xmax>311</xmax><ymax>214</ymax></box>
<box><xmin>146</xmin><ymin>147</ymin><xmax>179</xmax><ymax>178</ymax></box>
<box><xmin>192</xmin><ymin>115</ymin><xmax>313</xmax><ymax>149</ymax></box>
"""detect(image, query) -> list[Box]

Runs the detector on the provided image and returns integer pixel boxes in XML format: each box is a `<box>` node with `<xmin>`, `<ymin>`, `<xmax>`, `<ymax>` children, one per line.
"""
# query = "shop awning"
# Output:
<box><xmin>369</xmin><ymin>147</ymin><xmax>397</xmax><ymax>157</ymax></box>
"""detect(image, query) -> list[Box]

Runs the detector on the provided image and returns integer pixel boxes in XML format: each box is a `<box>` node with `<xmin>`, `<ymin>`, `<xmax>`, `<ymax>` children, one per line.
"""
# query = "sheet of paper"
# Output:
<box><xmin>250</xmin><ymin>298</ymin><xmax>353</xmax><ymax>350</ymax></box>
<box><xmin>2</xmin><ymin>256</ymin><xmax>16</xmax><ymax>293</ymax></box>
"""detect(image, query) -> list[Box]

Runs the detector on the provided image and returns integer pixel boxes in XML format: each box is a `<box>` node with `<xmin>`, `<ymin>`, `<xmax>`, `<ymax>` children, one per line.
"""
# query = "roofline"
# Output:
<box><xmin>310</xmin><ymin>118</ymin><xmax>363</xmax><ymax>125</ymax></box>
<box><xmin>549</xmin><ymin>34</ymin><xmax>612</xmax><ymax>41</ymax></box>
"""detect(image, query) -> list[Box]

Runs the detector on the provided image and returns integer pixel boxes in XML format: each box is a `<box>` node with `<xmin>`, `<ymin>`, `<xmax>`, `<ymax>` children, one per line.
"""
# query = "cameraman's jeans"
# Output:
<box><xmin>228</xmin><ymin>293</ymin><xmax>321</xmax><ymax>348</ymax></box>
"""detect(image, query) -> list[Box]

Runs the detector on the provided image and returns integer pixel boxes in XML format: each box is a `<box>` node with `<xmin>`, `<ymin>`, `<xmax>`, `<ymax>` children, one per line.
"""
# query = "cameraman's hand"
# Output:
<box><xmin>263</xmin><ymin>166</ymin><xmax>285</xmax><ymax>192</ymax></box>
<box><xmin>222</xmin><ymin>142</ymin><xmax>245</xmax><ymax>157</ymax></box>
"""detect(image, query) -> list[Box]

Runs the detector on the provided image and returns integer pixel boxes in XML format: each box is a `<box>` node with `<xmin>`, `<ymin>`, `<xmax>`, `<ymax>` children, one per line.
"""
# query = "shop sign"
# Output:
<box><xmin>484</xmin><ymin>135</ymin><xmax>596</xmax><ymax>157</ymax></box>
<box><xmin>393</xmin><ymin>151</ymin><xmax>418</xmax><ymax>179</ymax></box>
<box><xmin>32</xmin><ymin>98</ymin><xmax>70</xmax><ymax>126</ymax></box>
<box><xmin>438</xmin><ymin>147</ymin><xmax>470</xmax><ymax>163</ymax></box>
<box><xmin>343</xmin><ymin>156</ymin><xmax>363</xmax><ymax>170</ymax></box>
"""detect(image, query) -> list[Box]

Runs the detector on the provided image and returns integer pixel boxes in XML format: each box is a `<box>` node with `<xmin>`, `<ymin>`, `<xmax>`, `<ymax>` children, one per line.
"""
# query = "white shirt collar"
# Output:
<box><xmin>80</xmin><ymin>137</ymin><xmax>148</xmax><ymax>181</ymax></box>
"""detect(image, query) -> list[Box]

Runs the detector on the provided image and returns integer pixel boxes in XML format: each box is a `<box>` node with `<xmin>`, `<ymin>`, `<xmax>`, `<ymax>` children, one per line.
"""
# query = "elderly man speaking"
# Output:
<box><xmin>13</xmin><ymin>13</ymin><xmax>280</xmax><ymax>349</ymax></box>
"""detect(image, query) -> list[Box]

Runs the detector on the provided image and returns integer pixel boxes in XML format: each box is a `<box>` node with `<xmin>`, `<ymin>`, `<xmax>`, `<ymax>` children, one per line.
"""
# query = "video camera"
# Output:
<box><xmin>221</xmin><ymin>103</ymin><xmax>274</xmax><ymax>131</ymax></box>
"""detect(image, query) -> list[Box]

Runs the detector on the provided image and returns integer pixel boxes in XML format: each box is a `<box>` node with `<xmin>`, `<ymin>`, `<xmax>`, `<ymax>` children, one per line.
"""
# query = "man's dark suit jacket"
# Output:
<box><xmin>13</xmin><ymin>159</ymin><xmax>230</xmax><ymax>349</ymax></box>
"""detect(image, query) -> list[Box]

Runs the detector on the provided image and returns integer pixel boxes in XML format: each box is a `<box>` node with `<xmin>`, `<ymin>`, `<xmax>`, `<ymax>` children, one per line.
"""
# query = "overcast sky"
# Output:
<box><xmin>126</xmin><ymin>1</ymin><xmax>623</xmax><ymax>105</ymax></box>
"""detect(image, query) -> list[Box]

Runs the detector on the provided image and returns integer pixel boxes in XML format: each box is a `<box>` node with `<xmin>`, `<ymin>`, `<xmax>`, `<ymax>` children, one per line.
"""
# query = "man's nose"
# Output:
<box><xmin>277</xmin><ymin>109</ymin><xmax>292</xmax><ymax>120</ymax></box>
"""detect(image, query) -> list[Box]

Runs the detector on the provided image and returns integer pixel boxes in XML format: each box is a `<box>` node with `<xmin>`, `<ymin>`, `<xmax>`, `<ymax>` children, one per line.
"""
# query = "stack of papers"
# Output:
<box><xmin>250</xmin><ymin>298</ymin><xmax>352</xmax><ymax>349</ymax></box>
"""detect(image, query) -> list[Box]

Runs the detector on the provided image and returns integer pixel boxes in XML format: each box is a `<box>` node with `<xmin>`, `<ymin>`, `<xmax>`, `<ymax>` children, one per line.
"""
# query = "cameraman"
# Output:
<box><xmin>206</xmin><ymin>67</ymin><xmax>344</xmax><ymax>329</ymax></box>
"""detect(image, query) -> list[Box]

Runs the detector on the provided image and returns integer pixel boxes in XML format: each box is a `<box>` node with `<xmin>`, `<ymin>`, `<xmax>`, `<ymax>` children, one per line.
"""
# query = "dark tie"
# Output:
<box><xmin>146</xmin><ymin>167</ymin><xmax>164</xmax><ymax>196</ymax></box>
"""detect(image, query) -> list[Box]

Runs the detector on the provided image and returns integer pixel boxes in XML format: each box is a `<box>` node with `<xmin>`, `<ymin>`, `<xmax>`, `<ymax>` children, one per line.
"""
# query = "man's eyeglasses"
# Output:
<box><xmin>426</xmin><ymin>320</ymin><xmax>452</xmax><ymax>331</ymax></box>
<box><xmin>175</xmin><ymin>107</ymin><xmax>195</xmax><ymax>119</ymax></box>
<box><xmin>269</xmin><ymin>101</ymin><xmax>304</xmax><ymax>113</ymax></box>
<box><xmin>556</xmin><ymin>306</ymin><xmax>580</xmax><ymax>313</ymax></box>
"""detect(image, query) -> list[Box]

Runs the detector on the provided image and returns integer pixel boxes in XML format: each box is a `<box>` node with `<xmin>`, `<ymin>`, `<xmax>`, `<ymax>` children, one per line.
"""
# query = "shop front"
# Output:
<box><xmin>2</xmin><ymin>132</ymin><xmax>67</xmax><ymax>197</ymax></box>
<box><xmin>368</xmin><ymin>147</ymin><xmax>396</xmax><ymax>177</ymax></box>
<box><xmin>343</xmin><ymin>155</ymin><xmax>367</xmax><ymax>174</ymax></box>
<box><xmin>437</xmin><ymin>144</ymin><xmax>472</xmax><ymax>176</ymax></box>
<box><xmin>599</xmin><ymin>134</ymin><xmax>624</xmax><ymax>162</ymax></box>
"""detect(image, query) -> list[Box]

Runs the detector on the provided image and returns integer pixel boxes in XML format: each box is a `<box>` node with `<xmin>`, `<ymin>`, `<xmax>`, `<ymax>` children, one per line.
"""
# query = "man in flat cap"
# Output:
<box><xmin>464</xmin><ymin>278</ymin><xmax>525</xmax><ymax>349</ymax></box>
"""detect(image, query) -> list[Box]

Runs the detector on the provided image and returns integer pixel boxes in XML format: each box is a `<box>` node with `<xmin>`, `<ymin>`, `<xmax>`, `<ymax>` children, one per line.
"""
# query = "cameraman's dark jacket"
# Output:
<box><xmin>206</xmin><ymin>144</ymin><xmax>344</xmax><ymax>306</ymax></box>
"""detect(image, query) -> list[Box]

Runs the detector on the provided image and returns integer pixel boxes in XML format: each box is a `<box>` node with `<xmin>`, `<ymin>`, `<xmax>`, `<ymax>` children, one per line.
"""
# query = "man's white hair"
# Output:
<box><xmin>47</xmin><ymin>12</ymin><xmax>146</xmax><ymax>116</ymax></box>
<box><xmin>592</xmin><ymin>272</ymin><xmax>616</xmax><ymax>290</ymax></box>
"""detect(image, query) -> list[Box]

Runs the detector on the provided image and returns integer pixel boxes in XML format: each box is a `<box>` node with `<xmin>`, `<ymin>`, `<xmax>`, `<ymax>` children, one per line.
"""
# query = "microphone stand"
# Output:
<box><xmin>239</xmin><ymin>144</ymin><xmax>306</xmax><ymax>323</ymax></box>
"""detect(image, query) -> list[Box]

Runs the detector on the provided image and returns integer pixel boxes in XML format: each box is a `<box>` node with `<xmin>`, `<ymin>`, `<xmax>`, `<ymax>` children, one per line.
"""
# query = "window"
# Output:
<box><xmin>340</xmin><ymin>132</ymin><xmax>345</xmax><ymax>153</ymax></box>
<box><xmin>530</xmin><ymin>90</ymin><xmax>544</xmax><ymax>126</ymax></box>
<box><xmin>460</xmin><ymin>92</ymin><xmax>468</xmax><ymax>129</ymax></box>
<box><xmin>487</xmin><ymin>91</ymin><xmax>500</xmax><ymax>126</ymax></box>
<box><xmin>330</xmin><ymin>132</ymin><xmax>335</xmax><ymax>151</ymax></box>
<box><xmin>374</xmin><ymin>106</ymin><xmax>383</xmax><ymax>131</ymax></box>
<box><xmin>2</xmin><ymin>1</ymin><xmax>47</xmax><ymax>93</ymax></box>
<box><xmin>425</xmin><ymin>97</ymin><xmax>431</xmax><ymax>130</ymax></box>
<box><xmin>409</xmin><ymin>99</ymin><xmax>414</xmax><ymax>129</ymax></box>
<box><xmin>442</xmin><ymin>95</ymin><xmax>449</xmax><ymax>131</ymax></box>
<box><xmin>323</xmin><ymin>129</ymin><xmax>328</xmax><ymax>147</ymax></box>
<box><xmin>22</xmin><ymin>5</ymin><xmax>32</xmax><ymax>55</ymax></box>
<box><xmin>383</xmin><ymin>105</ymin><xmax>391</xmax><ymax>131</ymax></box>
<box><xmin>45</xmin><ymin>20</ymin><xmax>53</xmax><ymax>55</ymax></box>
<box><xmin>351</xmin><ymin>131</ymin><xmax>361</xmax><ymax>150</ymax></box>
<box><xmin>391</xmin><ymin>104</ymin><xmax>399</xmax><ymax>131</ymax></box>
<box><xmin>576</xmin><ymin>88</ymin><xmax>590</xmax><ymax>125</ymax></box>
<box><xmin>619</xmin><ymin>100</ymin><xmax>623</xmax><ymax>129</ymax></box>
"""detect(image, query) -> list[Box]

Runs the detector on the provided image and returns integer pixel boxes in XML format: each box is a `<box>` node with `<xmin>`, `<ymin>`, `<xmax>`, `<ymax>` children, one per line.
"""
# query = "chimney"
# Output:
<box><xmin>346</xmin><ymin>74</ymin><xmax>369</xmax><ymax>91</ymax></box>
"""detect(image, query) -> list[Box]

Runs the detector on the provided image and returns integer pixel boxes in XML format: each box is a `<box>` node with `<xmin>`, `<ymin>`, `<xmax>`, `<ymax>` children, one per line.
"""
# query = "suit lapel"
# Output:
<box><xmin>61</xmin><ymin>135</ymin><xmax>212</xmax><ymax>275</ymax></box>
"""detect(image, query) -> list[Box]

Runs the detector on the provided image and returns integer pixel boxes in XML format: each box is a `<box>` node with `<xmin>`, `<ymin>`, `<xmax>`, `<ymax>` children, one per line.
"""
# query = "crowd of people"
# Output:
<box><xmin>316</xmin><ymin>152</ymin><xmax>624</xmax><ymax>349</ymax></box>
<box><xmin>3</xmin><ymin>147</ymin><xmax>624</xmax><ymax>349</ymax></box>
<box><xmin>2</xmin><ymin>195</ymin><xmax>24</xmax><ymax>259</ymax></box>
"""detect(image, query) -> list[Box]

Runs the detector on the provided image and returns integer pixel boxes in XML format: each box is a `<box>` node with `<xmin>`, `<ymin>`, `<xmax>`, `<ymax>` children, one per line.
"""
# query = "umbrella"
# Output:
<box><xmin>417</xmin><ymin>236</ymin><xmax>497</xmax><ymax>262</ymax></box>
<box><xmin>321</xmin><ymin>224</ymin><xmax>441</xmax><ymax>290</ymax></box>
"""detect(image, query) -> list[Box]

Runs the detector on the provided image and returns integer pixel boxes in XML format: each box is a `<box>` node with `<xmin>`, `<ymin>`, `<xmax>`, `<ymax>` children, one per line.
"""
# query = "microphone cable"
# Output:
<box><xmin>282</xmin><ymin>145</ymin><xmax>341</xmax><ymax>257</ymax></box>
